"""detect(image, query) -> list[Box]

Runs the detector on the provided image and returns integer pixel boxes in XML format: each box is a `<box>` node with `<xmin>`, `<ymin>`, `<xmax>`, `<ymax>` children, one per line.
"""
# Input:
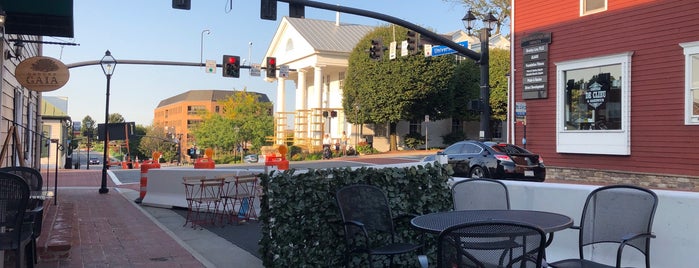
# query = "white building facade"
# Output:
<box><xmin>263</xmin><ymin>16</ymin><xmax>510</xmax><ymax>152</ymax></box>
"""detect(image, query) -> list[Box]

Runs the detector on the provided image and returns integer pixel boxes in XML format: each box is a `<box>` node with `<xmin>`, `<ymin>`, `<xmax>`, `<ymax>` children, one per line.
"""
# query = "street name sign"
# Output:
<box><xmin>430</xmin><ymin>41</ymin><xmax>468</xmax><ymax>57</ymax></box>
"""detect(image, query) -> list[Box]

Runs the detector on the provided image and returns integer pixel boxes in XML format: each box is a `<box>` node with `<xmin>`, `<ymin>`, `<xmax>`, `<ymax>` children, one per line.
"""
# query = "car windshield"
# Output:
<box><xmin>490</xmin><ymin>144</ymin><xmax>531</xmax><ymax>154</ymax></box>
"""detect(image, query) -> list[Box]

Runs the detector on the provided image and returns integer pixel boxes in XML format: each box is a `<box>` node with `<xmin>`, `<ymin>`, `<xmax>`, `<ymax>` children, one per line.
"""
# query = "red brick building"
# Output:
<box><xmin>510</xmin><ymin>0</ymin><xmax>699</xmax><ymax>189</ymax></box>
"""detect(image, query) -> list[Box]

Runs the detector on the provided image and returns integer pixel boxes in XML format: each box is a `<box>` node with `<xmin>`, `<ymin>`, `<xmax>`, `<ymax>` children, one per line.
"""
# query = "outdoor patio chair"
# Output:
<box><xmin>0</xmin><ymin>166</ymin><xmax>44</xmax><ymax>265</ymax></box>
<box><xmin>335</xmin><ymin>184</ymin><xmax>427</xmax><ymax>268</ymax></box>
<box><xmin>182</xmin><ymin>176</ymin><xmax>225</xmax><ymax>228</ymax></box>
<box><xmin>452</xmin><ymin>178</ymin><xmax>510</xmax><ymax>211</ymax></box>
<box><xmin>437</xmin><ymin>220</ymin><xmax>547</xmax><ymax>268</ymax></box>
<box><xmin>549</xmin><ymin>184</ymin><xmax>658</xmax><ymax>268</ymax></box>
<box><xmin>0</xmin><ymin>172</ymin><xmax>35</xmax><ymax>268</ymax></box>
<box><xmin>220</xmin><ymin>174</ymin><xmax>259</xmax><ymax>224</ymax></box>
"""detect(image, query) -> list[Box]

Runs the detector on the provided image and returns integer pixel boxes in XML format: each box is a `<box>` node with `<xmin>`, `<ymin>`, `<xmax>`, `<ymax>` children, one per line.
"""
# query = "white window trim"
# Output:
<box><xmin>580</xmin><ymin>0</ymin><xmax>607</xmax><ymax>16</ymax></box>
<box><xmin>680</xmin><ymin>41</ymin><xmax>699</xmax><ymax>125</ymax></box>
<box><xmin>555</xmin><ymin>52</ymin><xmax>633</xmax><ymax>155</ymax></box>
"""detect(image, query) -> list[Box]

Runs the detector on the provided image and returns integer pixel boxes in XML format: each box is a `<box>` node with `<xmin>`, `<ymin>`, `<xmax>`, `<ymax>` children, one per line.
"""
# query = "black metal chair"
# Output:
<box><xmin>549</xmin><ymin>185</ymin><xmax>658</xmax><ymax>268</ymax></box>
<box><xmin>452</xmin><ymin>178</ymin><xmax>510</xmax><ymax>211</ymax></box>
<box><xmin>0</xmin><ymin>172</ymin><xmax>35</xmax><ymax>268</ymax></box>
<box><xmin>0</xmin><ymin>166</ymin><xmax>44</xmax><ymax>266</ymax></box>
<box><xmin>437</xmin><ymin>220</ymin><xmax>547</xmax><ymax>268</ymax></box>
<box><xmin>335</xmin><ymin>184</ymin><xmax>426</xmax><ymax>267</ymax></box>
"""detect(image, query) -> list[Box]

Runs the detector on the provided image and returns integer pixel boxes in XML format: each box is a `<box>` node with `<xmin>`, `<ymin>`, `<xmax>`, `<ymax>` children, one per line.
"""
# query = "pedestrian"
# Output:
<box><xmin>341</xmin><ymin>131</ymin><xmax>349</xmax><ymax>155</ymax></box>
<box><xmin>322</xmin><ymin>133</ymin><xmax>332</xmax><ymax>159</ymax></box>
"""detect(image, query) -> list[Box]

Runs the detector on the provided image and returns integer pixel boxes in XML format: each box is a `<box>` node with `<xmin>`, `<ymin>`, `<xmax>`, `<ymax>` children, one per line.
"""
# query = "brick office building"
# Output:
<box><xmin>153</xmin><ymin>90</ymin><xmax>270</xmax><ymax>159</ymax></box>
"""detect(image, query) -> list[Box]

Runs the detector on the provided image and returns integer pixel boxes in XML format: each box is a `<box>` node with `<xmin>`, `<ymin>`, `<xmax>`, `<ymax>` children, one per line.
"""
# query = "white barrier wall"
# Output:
<box><xmin>496</xmin><ymin>179</ymin><xmax>699</xmax><ymax>267</ymax></box>
<box><xmin>140</xmin><ymin>163</ymin><xmax>699</xmax><ymax>266</ymax></box>
<box><xmin>141</xmin><ymin>168</ymin><xmax>264</xmax><ymax>208</ymax></box>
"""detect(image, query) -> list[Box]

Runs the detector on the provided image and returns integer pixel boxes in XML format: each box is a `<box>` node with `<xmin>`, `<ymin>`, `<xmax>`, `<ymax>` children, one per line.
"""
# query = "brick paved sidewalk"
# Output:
<box><xmin>32</xmin><ymin>170</ymin><xmax>205</xmax><ymax>268</ymax></box>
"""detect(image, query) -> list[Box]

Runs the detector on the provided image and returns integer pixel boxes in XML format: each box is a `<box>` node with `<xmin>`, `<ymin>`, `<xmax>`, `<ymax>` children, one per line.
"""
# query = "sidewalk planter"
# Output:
<box><xmin>258</xmin><ymin>163</ymin><xmax>453</xmax><ymax>267</ymax></box>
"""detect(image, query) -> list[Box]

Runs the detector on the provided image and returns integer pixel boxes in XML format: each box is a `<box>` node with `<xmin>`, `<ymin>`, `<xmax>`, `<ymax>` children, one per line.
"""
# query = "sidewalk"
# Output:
<box><xmin>33</xmin><ymin>169</ymin><xmax>262</xmax><ymax>268</ymax></box>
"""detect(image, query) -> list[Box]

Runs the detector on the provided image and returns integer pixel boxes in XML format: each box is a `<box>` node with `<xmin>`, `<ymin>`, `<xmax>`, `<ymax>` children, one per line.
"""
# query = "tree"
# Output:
<box><xmin>344</xmin><ymin>26</ymin><xmax>457</xmax><ymax>151</ymax></box>
<box><xmin>217</xmin><ymin>91</ymin><xmax>274</xmax><ymax>151</ymax></box>
<box><xmin>81</xmin><ymin>115</ymin><xmax>96</xmax><ymax>136</ymax></box>
<box><xmin>445</xmin><ymin>0</ymin><xmax>511</xmax><ymax>35</ymax></box>
<box><xmin>488</xmin><ymin>49</ymin><xmax>509</xmax><ymax>122</ymax></box>
<box><xmin>109</xmin><ymin>113</ymin><xmax>125</xmax><ymax>123</ymax></box>
<box><xmin>191</xmin><ymin>91</ymin><xmax>274</xmax><ymax>157</ymax></box>
<box><xmin>138</xmin><ymin>124</ymin><xmax>176</xmax><ymax>161</ymax></box>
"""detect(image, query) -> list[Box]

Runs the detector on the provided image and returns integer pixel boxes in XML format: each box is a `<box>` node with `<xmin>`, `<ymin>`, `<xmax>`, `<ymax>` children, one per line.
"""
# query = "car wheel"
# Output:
<box><xmin>469</xmin><ymin>166</ymin><xmax>486</xmax><ymax>179</ymax></box>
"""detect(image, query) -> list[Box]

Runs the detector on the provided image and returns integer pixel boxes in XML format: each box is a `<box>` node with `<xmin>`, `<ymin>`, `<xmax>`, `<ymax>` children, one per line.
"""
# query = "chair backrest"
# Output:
<box><xmin>578</xmin><ymin>184</ymin><xmax>658</xmax><ymax>265</ymax></box>
<box><xmin>0</xmin><ymin>172</ymin><xmax>30</xmax><ymax>245</ymax></box>
<box><xmin>452</xmin><ymin>178</ymin><xmax>510</xmax><ymax>211</ymax></box>
<box><xmin>0</xmin><ymin>166</ymin><xmax>43</xmax><ymax>191</ymax></box>
<box><xmin>336</xmin><ymin>184</ymin><xmax>395</xmax><ymax>236</ymax></box>
<box><xmin>437</xmin><ymin>220</ymin><xmax>546</xmax><ymax>268</ymax></box>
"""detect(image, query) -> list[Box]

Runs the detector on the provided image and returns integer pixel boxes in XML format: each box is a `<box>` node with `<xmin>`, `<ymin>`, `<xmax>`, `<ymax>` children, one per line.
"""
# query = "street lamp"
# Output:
<box><xmin>99</xmin><ymin>50</ymin><xmax>116</xmax><ymax>194</ymax></box>
<box><xmin>463</xmin><ymin>11</ymin><xmax>498</xmax><ymax>141</ymax></box>
<box><xmin>85</xmin><ymin>121</ymin><xmax>93</xmax><ymax>170</ymax></box>
<box><xmin>200</xmin><ymin>29</ymin><xmax>210</xmax><ymax>67</ymax></box>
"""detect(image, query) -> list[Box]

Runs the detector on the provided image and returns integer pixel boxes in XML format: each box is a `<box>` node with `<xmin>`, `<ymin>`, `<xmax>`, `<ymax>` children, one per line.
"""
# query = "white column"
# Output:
<box><xmin>313</xmin><ymin>66</ymin><xmax>324</xmax><ymax>146</ymax></box>
<box><xmin>313</xmin><ymin>66</ymin><xmax>323</xmax><ymax>109</ymax></box>
<box><xmin>276</xmin><ymin>77</ymin><xmax>286</xmax><ymax>114</ymax></box>
<box><xmin>296</xmin><ymin>69</ymin><xmax>307</xmax><ymax>110</ymax></box>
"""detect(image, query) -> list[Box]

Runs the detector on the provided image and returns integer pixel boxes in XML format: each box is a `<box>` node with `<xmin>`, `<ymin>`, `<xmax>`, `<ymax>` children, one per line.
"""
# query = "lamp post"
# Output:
<box><xmin>85</xmin><ymin>121</ymin><xmax>93</xmax><ymax>170</ymax></box>
<box><xmin>200</xmin><ymin>29</ymin><xmax>210</xmax><ymax>67</ymax></box>
<box><xmin>463</xmin><ymin>11</ymin><xmax>498</xmax><ymax>141</ymax></box>
<box><xmin>99</xmin><ymin>50</ymin><xmax>116</xmax><ymax>194</ymax></box>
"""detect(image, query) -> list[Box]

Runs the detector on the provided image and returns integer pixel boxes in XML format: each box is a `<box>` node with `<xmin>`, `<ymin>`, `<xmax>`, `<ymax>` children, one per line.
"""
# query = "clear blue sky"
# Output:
<box><xmin>43</xmin><ymin>0</ymin><xmax>471</xmax><ymax>126</ymax></box>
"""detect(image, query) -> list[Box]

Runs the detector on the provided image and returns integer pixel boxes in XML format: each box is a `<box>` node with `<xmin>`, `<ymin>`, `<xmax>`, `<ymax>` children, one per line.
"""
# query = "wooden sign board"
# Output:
<box><xmin>15</xmin><ymin>56</ymin><xmax>70</xmax><ymax>92</ymax></box>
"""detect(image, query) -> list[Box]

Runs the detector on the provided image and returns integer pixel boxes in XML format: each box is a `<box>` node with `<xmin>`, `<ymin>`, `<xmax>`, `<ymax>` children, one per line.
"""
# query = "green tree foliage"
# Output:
<box><xmin>192</xmin><ymin>91</ymin><xmax>273</xmax><ymax>154</ymax></box>
<box><xmin>108</xmin><ymin>113</ymin><xmax>125</xmax><ymax>123</ymax></box>
<box><xmin>489</xmin><ymin>49</ymin><xmax>509</xmax><ymax>121</ymax></box>
<box><xmin>445</xmin><ymin>0</ymin><xmax>511</xmax><ymax>35</ymax></box>
<box><xmin>448</xmin><ymin>58</ymin><xmax>480</xmax><ymax>121</ymax></box>
<box><xmin>138</xmin><ymin>124</ymin><xmax>176</xmax><ymax>161</ymax></box>
<box><xmin>81</xmin><ymin>115</ymin><xmax>96</xmax><ymax>136</ymax></box>
<box><xmin>191</xmin><ymin>114</ymin><xmax>237</xmax><ymax>153</ymax></box>
<box><xmin>344</xmin><ymin>26</ymin><xmax>457</xmax><ymax>151</ymax></box>
<box><xmin>130</xmin><ymin>124</ymin><xmax>148</xmax><ymax>160</ymax></box>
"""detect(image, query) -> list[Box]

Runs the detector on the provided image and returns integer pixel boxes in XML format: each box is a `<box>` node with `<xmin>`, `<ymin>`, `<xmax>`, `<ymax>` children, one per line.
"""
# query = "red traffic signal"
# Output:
<box><xmin>222</xmin><ymin>55</ymin><xmax>240</xmax><ymax>78</ymax></box>
<box><xmin>266</xmin><ymin>57</ymin><xmax>277</xmax><ymax>78</ymax></box>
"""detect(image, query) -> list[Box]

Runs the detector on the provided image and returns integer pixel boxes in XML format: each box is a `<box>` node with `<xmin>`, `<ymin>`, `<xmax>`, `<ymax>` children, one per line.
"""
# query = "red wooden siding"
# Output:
<box><xmin>513</xmin><ymin>0</ymin><xmax>699</xmax><ymax>177</ymax></box>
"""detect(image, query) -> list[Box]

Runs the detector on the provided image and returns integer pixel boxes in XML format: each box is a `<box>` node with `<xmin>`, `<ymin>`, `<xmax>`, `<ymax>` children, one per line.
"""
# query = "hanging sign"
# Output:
<box><xmin>15</xmin><ymin>56</ymin><xmax>70</xmax><ymax>92</ymax></box>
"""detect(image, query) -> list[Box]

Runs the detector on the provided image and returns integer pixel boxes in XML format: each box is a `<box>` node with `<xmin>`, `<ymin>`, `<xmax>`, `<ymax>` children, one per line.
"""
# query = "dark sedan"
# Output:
<box><xmin>88</xmin><ymin>157</ymin><xmax>101</xmax><ymax>165</ymax></box>
<box><xmin>423</xmin><ymin>140</ymin><xmax>546</xmax><ymax>182</ymax></box>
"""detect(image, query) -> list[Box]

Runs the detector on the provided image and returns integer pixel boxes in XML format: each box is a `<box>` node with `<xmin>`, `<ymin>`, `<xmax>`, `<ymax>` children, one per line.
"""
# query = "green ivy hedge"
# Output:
<box><xmin>258</xmin><ymin>163</ymin><xmax>453</xmax><ymax>267</ymax></box>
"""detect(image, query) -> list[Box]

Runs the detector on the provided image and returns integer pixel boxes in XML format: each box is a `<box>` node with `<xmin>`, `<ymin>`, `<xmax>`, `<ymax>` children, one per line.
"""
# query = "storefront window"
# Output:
<box><xmin>680</xmin><ymin>41</ymin><xmax>699</xmax><ymax>124</ymax></box>
<box><xmin>555</xmin><ymin>52</ymin><xmax>631</xmax><ymax>155</ymax></box>
<box><xmin>563</xmin><ymin>64</ymin><xmax>622</xmax><ymax>130</ymax></box>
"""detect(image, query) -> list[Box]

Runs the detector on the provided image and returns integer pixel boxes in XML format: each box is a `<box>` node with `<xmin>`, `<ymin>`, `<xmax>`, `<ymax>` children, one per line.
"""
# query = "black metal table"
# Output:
<box><xmin>411</xmin><ymin>209</ymin><xmax>573</xmax><ymax>235</ymax></box>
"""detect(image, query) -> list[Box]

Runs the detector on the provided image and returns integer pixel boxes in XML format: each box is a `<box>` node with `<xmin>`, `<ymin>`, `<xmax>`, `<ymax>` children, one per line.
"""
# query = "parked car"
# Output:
<box><xmin>422</xmin><ymin>140</ymin><xmax>546</xmax><ymax>182</ymax></box>
<box><xmin>88</xmin><ymin>157</ymin><xmax>101</xmax><ymax>165</ymax></box>
<box><xmin>243</xmin><ymin>154</ymin><xmax>259</xmax><ymax>163</ymax></box>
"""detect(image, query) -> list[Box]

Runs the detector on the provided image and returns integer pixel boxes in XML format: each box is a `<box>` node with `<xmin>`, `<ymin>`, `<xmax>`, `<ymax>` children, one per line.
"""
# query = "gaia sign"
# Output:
<box><xmin>16</xmin><ymin>56</ymin><xmax>70</xmax><ymax>92</ymax></box>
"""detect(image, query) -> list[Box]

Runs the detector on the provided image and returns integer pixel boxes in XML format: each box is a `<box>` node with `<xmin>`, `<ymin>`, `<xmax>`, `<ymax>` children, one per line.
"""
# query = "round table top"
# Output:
<box><xmin>411</xmin><ymin>209</ymin><xmax>573</xmax><ymax>234</ymax></box>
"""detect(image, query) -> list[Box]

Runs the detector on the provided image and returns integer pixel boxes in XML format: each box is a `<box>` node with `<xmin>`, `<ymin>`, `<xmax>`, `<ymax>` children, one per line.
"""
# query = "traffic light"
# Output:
<box><xmin>266</xmin><ymin>57</ymin><xmax>277</xmax><ymax>78</ymax></box>
<box><xmin>260</xmin><ymin>0</ymin><xmax>277</xmax><ymax>20</ymax></box>
<box><xmin>407</xmin><ymin>31</ymin><xmax>419</xmax><ymax>55</ymax></box>
<box><xmin>369</xmin><ymin>39</ymin><xmax>383</xmax><ymax>60</ymax></box>
<box><xmin>222</xmin><ymin>55</ymin><xmax>240</xmax><ymax>78</ymax></box>
<box><xmin>172</xmin><ymin>0</ymin><xmax>191</xmax><ymax>10</ymax></box>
